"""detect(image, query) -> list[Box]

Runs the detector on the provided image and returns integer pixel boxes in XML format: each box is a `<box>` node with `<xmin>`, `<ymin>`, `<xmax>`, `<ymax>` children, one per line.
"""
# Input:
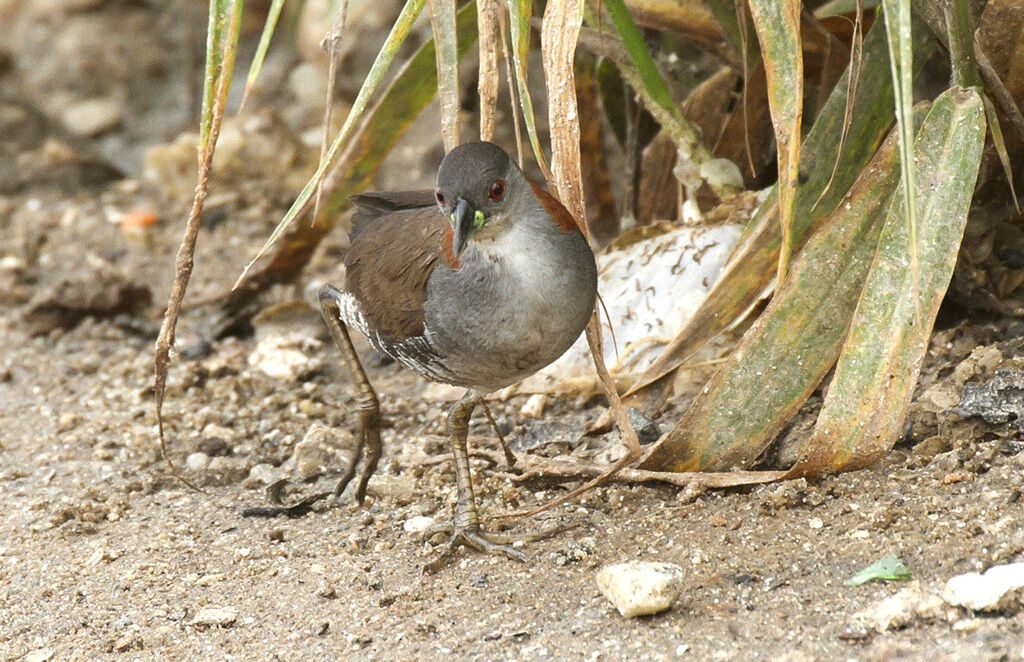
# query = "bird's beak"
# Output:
<box><xmin>450</xmin><ymin>197</ymin><xmax>477</xmax><ymax>257</ymax></box>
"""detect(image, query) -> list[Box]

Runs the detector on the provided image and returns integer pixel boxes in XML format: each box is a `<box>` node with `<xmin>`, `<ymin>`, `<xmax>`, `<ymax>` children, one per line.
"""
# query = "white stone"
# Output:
<box><xmin>943</xmin><ymin>562</ymin><xmax>1024</xmax><ymax>612</ymax></box>
<box><xmin>596</xmin><ymin>561</ymin><xmax>685</xmax><ymax>617</ymax></box>
<box><xmin>185</xmin><ymin>452</ymin><xmax>210</xmax><ymax>472</ymax></box>
<box><xmin>520</xmin><ymin>393</ymin><xmax>547</xmax><ymax>419</ymax></box>
<box><xmin>403</xmin><ymin>515</ymin><xmax>435</xmax><ymax>535</ymax></box>
<box><xmin>849</xmin><ymin>584</ymin><xmax>926</xmax><ymax>632</ymax></box>
<box><xmin>201</xmin><ymin>423</ymin><xmax>237</xmax><ymax>442</ymax></box>
<box><xmin>248</xmin><ymin>334</ymin><xmax>322</xmax><ymax>381</ymax></box>
<box><xmin>62</xmin><ymin>97</ymin><xmax>123</xmax><ymax>137</ymax></box>
<box><xmin>290</xmin><ymin>428</ymin><xmax>336</xmax><ymax>481</ymax></box>
<box><xmin>191</xmin><ymin>606</ymin><xmax>238</xmax><ymax>627</ymax></box>
<box><xmin>247</xmin><ymin>463</ymin><xmax>281</xmax><ymax>486</ymax></box>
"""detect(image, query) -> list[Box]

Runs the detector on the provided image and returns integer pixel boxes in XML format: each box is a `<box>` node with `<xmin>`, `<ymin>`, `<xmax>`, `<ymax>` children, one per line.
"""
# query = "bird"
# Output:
<box><xmin>317</xmin><ymin>140</ymin><xmax>598</xmax><ymax>565</ymax></box>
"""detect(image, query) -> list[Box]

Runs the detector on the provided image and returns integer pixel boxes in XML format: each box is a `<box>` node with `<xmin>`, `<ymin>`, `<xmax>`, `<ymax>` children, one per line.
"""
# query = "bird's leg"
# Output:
<box><xmin>241</xmin><ymin>290</ymin><xmax>382</xmax><ymax>518</ymax></box>
<box><xmin>319</xmin><ymin>287</ymin><xmax>382</xmax><ymax>505</ymax></box>
<box><xmin>423</xmin><ymin>389</ymin><xmax>527</xmax><ymax>571</ymax></box>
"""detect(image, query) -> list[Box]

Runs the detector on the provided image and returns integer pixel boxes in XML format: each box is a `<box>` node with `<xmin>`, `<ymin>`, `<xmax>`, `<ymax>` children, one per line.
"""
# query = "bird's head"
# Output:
<box><xmin>434</xmin><ymin>141</ymin><xmax>523</xmax><ymax>257</ymax></box>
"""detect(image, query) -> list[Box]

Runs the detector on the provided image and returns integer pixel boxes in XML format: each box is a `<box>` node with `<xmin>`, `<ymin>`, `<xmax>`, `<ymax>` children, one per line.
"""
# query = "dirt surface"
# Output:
<box><xmin>2</xmin><ymin>2</ymin><xmax>1024</xmax><ymax>661</ymax></box>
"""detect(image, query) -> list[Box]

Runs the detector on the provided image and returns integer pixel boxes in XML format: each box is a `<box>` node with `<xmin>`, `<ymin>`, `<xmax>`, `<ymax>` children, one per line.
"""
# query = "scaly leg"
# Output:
<box><xmin>423</xmin><ymin>389</ymin><xmax>527</xmax><ymax>571</ymax></box>
<box><xmin>319</xmin><ymin>285</ymin><xmax>382</xmax><ymax>505</ymax></box>
<box><xmin>241</xmin><ymin>287</ymin><xmax>382</xmax><ymax>518</ymax></box>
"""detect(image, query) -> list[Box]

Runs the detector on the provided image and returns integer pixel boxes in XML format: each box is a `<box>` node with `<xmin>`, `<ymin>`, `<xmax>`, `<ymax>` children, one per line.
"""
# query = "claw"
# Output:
<box><xmin>422</xmin><ymin>521</ymin><xmax>527</xmax><ymax>572</ymax></box>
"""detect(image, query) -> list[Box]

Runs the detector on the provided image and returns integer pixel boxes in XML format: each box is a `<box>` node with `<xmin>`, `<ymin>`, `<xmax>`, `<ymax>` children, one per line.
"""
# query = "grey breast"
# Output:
<box><xmin>422</xmin><ymin>219</ymin><xmax>597</xmax><ymax>392</ymax></box>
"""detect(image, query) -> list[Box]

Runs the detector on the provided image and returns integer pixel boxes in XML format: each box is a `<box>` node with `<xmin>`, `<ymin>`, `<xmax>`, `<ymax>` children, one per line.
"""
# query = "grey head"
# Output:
<box><xmin>433</xmin><ymin>141</ymin><xmax>529</xmax><ymax>257</ymax></box>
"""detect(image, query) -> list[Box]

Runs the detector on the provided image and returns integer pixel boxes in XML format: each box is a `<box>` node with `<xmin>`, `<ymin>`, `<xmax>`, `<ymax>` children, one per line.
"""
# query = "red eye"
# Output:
<box><xmin>488</xmin><ymin>179</ymin><xmax>505</xmax><ymax>201</ymax></box>
<box><xmin>435</xmin><ymin>189</ymin><xmax>445</xmax><ymax>206</ymax></box>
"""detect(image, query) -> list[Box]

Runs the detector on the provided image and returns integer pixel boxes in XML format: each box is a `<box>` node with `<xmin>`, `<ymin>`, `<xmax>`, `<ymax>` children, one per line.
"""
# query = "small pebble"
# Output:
<box><xmin>627</xmin><ymin>407</ymin><xmax>662</xmax><ymax>444</ymax></box>
<box><xmin>185</xmin><ymin>452</ymin><xmax>210</xmax><ymax>472</ymax></box>
<box><xmin>247</xmin><ymin>463</ymin><xmax>281</xmax><ymax>486</ymax></box>
<box><xmin>62</xmin><ymin>97</ymin><xmax>123</xmax><ymax>137</ymax></box>
<box><xmin>403</xmin><ymin>516</ymin><xmax>434</xmax><ymax>536</ymax></box>
<box><xmin>291</xmin><ymin>426</ymin><xmax>338</xmax><ymax>481</ymax></box>
<box><xmin>520</xmin><ymin>393</ymin><xmax>547</xmax><ymax>419</ymax></box>
<box><xmin>596</xmin><ymin>561</ymin><xmax>685</xmax><ymax>617</ymax></box>
<box><xmin>192</xmin><ymin>607</ymin><xmax>238</xmax><ymax>627</ymax></box>
<box><xmin>196</xmin><ymin>436</ymin><xmax>230</xmax><ymax>457</ymax></box>
<box><xmin>847</xmin><ymin>584</ymin><xmax>925</xmax><ymax>633</ymax></box>
<box><xmin>316</xmin><ymin>579</ymin><xmax>337</xmax><ymax>599</ymax></box>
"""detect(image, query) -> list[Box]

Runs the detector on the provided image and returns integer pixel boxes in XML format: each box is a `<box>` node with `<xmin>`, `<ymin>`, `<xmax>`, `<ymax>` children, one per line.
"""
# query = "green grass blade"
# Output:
<box><xmin>791</xmin><ymin>87</ymin><xmax>986</xmax><ymax>475</ymax></box>
<box><xmin>747</xmin><ymin>0</ymin><xmax>803</xmax><ymax>288</ymax></box>
<box><xmin>575</xmin><ymin>25</ymin><xmax>735</xmax><ymax>198</ymax></box>
<box><xmin>428</xmin><ymin>0</ymin><xmax>460</xmax><ymax>150</ymax></box>
<box><xmin>946</xmin><ymin>0</ymin><xmax>980</xmax><ymax>89</ymax></box>
<box><xmin>880</xmin><ymin>0</ymin><xmax>919</xmax><ymax>322</ymax></box>
<box><xmin>507</xmin><ymin>0</ymin><xmax>553</xmax><ymax>182</ymax></box>
<box><xmin>235</xmin><ymin>0</ymin><xmax>427</xmax><ymax>287</ymax></box>
<box><xmin>595</xmin><ymin>0</ymin><xmax>731</xmax><ymax>197</ymax></box>
<box><xmin>240</xmin><ymin>2</ymin><xmax>479</xmax><ymax>283</ymax></box>
<box><xmin>240</xmin><ymin>0</ymin><xmax>287</xmax><ymax>111</ymax></box>
<box><xmin>814</xmin><ymin>0</ymin><xmax>881</xmax><ymax>17</ymax></box>
<box><xmin>602</xmin><ymin>0</ymin><xmax>674</xmax><ymax>111</ymax></box>
<box><xmin>200</xmin><ymin>0</ymin><xmax>244</xmax><ymax>152</ymax></box>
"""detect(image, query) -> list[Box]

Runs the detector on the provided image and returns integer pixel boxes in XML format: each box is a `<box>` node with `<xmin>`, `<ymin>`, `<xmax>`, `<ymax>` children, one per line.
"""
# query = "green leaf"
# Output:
<box><xmin>790</xmin><ymin>87</ymin><xmax>986</xmax><ymax>475</ymax></box>
<box><xmin>881</xmin><ymin>0</ymin><xmax>920</xmax><ymax>322</ymax></box>
<box><xmin>507</xmin><ymin>0</ymin><xmax>552</xmax><ymax>182</ymax></box>
<box><xmin>238</xmin><ymin>1</ymin><xmax>478</xmax><ymax>284</ymax></box>
<box><xmin>845</xmin><ymin>555</ymin><xmax>911</xmax><ymax>586</ymax></box>
<box><xmin>638</xmin><ymin>108</ymin><xmax>921</xmax><ymax>473</ymax></box>
<box><xmin>235</xmin><ymin>0</ymin><xmax>427</xmax><ymax>286</ymax></box>
<box><xmin>746</xmin><ymin>0</ymin><xmax>803</xmax><ymax>288</ymax></box>
<box><xmin>583</xmin><ymin>1</ymin><xmax>729</xmax><ymax>197</ymax></box>
<box><xmin>240</xmin><ymin>0</ymin><xmax>287</xmax><ymax>110</ymax></box>
<box><xmin>200</xmin><ymin>0</ymin><xmax>244</xmax><ymax>153</ymax></box>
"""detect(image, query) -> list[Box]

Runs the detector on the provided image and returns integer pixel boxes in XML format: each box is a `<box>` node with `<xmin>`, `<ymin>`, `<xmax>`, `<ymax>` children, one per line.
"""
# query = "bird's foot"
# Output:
<box><xmin>421</xmin><ymin>521</ymin><xmax>527</xmax><ymax>572</ymax></box>
<box><xmin>240</xmin><ymin>479</ymin><xmax>334</xmax><ymax>518</ymax></box>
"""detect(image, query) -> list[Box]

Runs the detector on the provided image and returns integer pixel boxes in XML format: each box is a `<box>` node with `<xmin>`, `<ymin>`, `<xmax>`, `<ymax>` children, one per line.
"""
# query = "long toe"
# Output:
<box><xmin>422</xmin><ymin>522</ymin><xmax>527</xmax><ymax>572</ymax></box>
<box><xmin>454</xmin><ymin>528</ymin><xmax>527</xmax><ymax>562</ymax></box>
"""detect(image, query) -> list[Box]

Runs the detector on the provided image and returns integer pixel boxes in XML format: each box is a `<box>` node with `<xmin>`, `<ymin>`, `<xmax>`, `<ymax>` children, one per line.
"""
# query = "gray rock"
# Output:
<box><xmin>596</xmin><ymin>562</ymin><xmax>685</xmax><ymax>617</ymax></box>
<box><xmin>291</xmin><ymin>425</ymin><xmax>343</xmax><ymax>482</ymax></box>
<box><xmin>247</xmin><ymin>463</ymin><xmax>282</xmax><ymax>486</ymax></box>
<box><xmin>206</xmin><ymin>456</ymin><xmax>249</xmax><ymax>485</ymax></box>
<box><xmin>957</xmin><ymin>370</ymin><xmax>1024</xmax><ymax>429</ymax></box>
<box><xmin>847</xmin><ymin>584</ymin><xmax>927</xmax><ymax>634</ymax></box>
<box><xmin>248</xmin><ymin>333</ymin><xmax>324</xmax><ymax>381</ymax></box>
<box><xmin>403</xmin><ymin>515</ymin><xmax>434</xmax><ymax>536</ymax></box>
<box><xmin>367</xmin><ymin>474</ymin><xmax>416</xmax><ymax>504</ymax></box>
<box><xmin>627</xmin><ymin>408</ymin><xmax>662</xmax><ymax>445</ymax></box>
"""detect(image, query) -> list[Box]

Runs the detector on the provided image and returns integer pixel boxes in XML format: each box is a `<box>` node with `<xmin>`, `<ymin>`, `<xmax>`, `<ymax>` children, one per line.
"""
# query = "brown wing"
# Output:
<box><xmin>349</xmin><ymin>190</ymin><xmax>436</xmax><ymax>240</ymax></box>
<box><xmin>345</xmin><ymin>196</ymin><xmax>453</xmax><ymax>342</ymax></box>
